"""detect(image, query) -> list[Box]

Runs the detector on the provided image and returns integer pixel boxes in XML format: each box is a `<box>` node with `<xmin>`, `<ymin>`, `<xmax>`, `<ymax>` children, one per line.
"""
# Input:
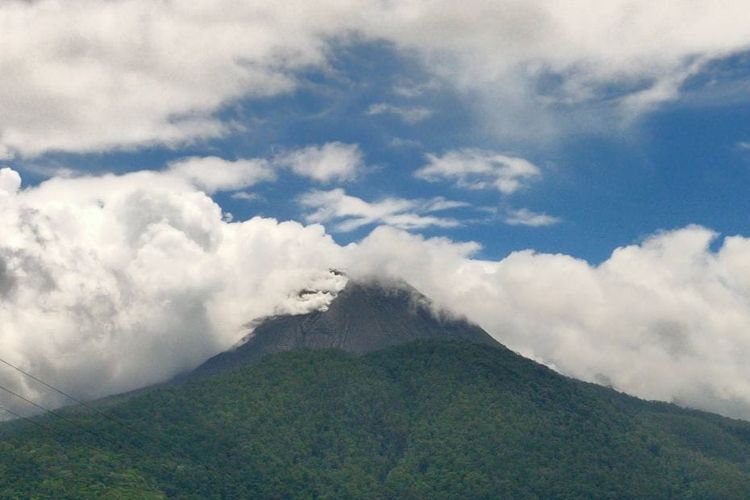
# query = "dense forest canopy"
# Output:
<box><xmin>2</xmin><ymin>341</ymin><xmax>750</xmax><ymax>498</ymax></box>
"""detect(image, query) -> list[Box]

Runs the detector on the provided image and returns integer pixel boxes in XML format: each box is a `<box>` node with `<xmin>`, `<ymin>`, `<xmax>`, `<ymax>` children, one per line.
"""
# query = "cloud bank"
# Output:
<box><xmin>3</xmin><ymin>167</ymin><xmax>750</xmax><ymax>419</ymax></box>
<box><xmin>2</xmin><ymin>0</ymin><xmax>750</xmax><ymax>156</ymax></box>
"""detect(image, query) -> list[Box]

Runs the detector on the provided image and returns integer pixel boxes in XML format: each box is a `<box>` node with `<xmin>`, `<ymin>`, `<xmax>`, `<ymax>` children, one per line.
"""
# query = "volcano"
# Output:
<box><xmin>4</xmin><ymin>278</ymin><xmax>750</xmax><ymax>498</ymax></box>
<box><xmin>190</xmin><ymin>278</ymin><xmax>499</xmax><ymax>378</ymax></box>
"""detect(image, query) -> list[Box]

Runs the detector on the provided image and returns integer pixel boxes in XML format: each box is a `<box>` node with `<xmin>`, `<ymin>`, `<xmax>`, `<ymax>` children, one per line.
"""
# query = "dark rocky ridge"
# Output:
<box><xmin>189</xmin><ymin>279</ymin><xmax>499</xmax><ymax>378</ymax></box>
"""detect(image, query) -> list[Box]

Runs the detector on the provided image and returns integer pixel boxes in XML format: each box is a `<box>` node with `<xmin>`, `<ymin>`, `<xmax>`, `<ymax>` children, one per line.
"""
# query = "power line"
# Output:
<box><xmin>0</xmin><ymin>377</ymin><xmax>209</xmax><ymax>487</ymax></box>
<box><xmin>0</xmin><ymin>404</ymin><xmax>49</xmax><ymax>431</ymax></box>
<box><xmin>0</xmin><ymin>377</ymin><xmax>221</xmax><ymax>489</ymax></box>
<box><xmin>0</xmin><ymin>381</ymin><xmax>131</xmax><ymax>453</ymax></box>
<box><xmin>0</xmin><ymin>357</ymin><xmax>224</xmax><ymax>479</ymax></box>
<box><xmin>0</xmin><ymin>357</ymin><xmax>91</xmax><ymax>410</ymax></box>
<box><xmin>0</xmin><ymin>356</ymin><xmax>157</xmax><ymax>441</ymax></box>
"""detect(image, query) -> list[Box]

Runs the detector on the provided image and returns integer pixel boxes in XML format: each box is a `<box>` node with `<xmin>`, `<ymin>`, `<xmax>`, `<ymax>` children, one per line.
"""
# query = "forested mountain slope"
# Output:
<box><xmin>2</xmin><ymin>341</ymin><xmax>750</xmax><ymax>498</ymax></box>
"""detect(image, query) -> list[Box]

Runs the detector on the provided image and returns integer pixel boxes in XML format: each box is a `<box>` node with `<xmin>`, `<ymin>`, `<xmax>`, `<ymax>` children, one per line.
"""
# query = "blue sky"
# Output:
<box><xmin>13</xmin><ymin>37</ymin><xmax>750</xmax><ymax>264</ymax></box>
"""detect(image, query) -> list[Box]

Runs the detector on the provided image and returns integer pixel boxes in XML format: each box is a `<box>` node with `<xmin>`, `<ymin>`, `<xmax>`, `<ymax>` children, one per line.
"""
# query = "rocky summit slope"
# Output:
<box><xmin>189</xmin><ymin>278</ymin><xmax>499</xmax><ymax>378</ymax></box>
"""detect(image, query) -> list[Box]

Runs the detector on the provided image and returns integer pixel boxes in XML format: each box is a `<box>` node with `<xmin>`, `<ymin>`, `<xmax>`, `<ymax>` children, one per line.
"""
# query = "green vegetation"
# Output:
<box><xmin>2</xmin><ymin>340</ymin><xmax>750</xmax><ymax>498</ymax></box>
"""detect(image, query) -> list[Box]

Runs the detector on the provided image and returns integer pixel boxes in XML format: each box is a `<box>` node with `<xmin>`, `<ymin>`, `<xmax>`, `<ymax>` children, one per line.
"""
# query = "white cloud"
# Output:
<box><xmin>392</xmin><ymin>78</ymin><xmax>442</xmax><ymax>98</ymax></box>
<box><xmin>503</xmin><ymin>208</ymin><xmax>561</xmax><ymax>227</ymax></box>
<box><xmin>275</xmin><ymin>143</ymin><xmax>364</xmax><ymax>183</ymax></box>
<box><xmin>3</xmin><ymin>1</ymin><xmax>750</xmax><ymax>155</ymax></box>
<box><xmin>166</xmin><ymin>156</ymin><xmax>275</xmax><ymax>194</ymax></box>
<box><xmin>366</xmin><ymin>103</ymin><xmax>433</xmax><ymax>123</ymax></box>
<box><xmin>422</xmin><ymin>198</ymin><xmax>471</xmax><ymax>212</ymax></box>
<box><xmin>299</xmin><ymin>188</ymin><xmax>461</xmax><ymax>232</ymax></box>
<box><xmin>737</xmin><ymin>141</ymin><xmax>750</xmax><ymax>150</ymax></box>
<box><xmin>230</xmin><ymin>191</ymin><xmax>263</xmax><ymax>202</ymax></box>
<box><xmin>416</xmin><ymin>149</ymin><xmax>541</xmax><ymax>194</ymax></box>
<box><xmin>0</xmin><ymin>168</ymin><xmax>21</xmax><ymax>196</ymax></box>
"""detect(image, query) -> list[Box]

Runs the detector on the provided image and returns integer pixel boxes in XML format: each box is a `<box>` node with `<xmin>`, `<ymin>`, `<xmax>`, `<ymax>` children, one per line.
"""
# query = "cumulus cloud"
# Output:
<box><xmin>299</xmin><ymin>189</ymin><xmax>461</xmax><ymax>232</ymax></box>
<box><xmin>274</xmin><ymin>143</ymin><xmax>364</xmax><ymax>183</ymax></box>
<box><xmin>0</xmin><ymin>168</ymin><xmax>21</xmax><ymax>197</ymax></box>
<box><xmin>0</xmin><ymin>167</ymin><xmax>347</xmax><ymax>413</ymax></box>
<box><xmin>167</xmin><ymin>156</ymin><xmax>275</xmax><ymax>193</ymax></box>
<box><xmin>416</xmin><ymin>149</ymin><xmax>541</xmax><ymax>194</ymax></box>
<box><xmin>3</xmin><ymin>1</ymin><xmax>750</xmax><ymax>155</ymax></box>
<box><xmin>366</xmin><ymin>103</ymin><xmax>433</xmax><ymax>124</ymax></box>
<box><xmin>503</xmin><ymin>208</ymin><xmax>561</xmax><ymax>227</ymax></box>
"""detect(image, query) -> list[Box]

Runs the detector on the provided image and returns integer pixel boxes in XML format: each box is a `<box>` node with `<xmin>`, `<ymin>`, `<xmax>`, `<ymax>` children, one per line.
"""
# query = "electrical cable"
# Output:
<box><xmin>0</xmin><ymin>357</ymin><xmax>225</xmax><ymax>479</ymax></box>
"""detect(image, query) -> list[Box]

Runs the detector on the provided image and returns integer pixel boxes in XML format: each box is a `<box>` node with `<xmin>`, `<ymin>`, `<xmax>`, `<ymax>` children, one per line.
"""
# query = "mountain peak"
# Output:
<box><xmin>189</xmin><ymin>278</ymin><xmax>498</xmax><ymax>378</ymax></box>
